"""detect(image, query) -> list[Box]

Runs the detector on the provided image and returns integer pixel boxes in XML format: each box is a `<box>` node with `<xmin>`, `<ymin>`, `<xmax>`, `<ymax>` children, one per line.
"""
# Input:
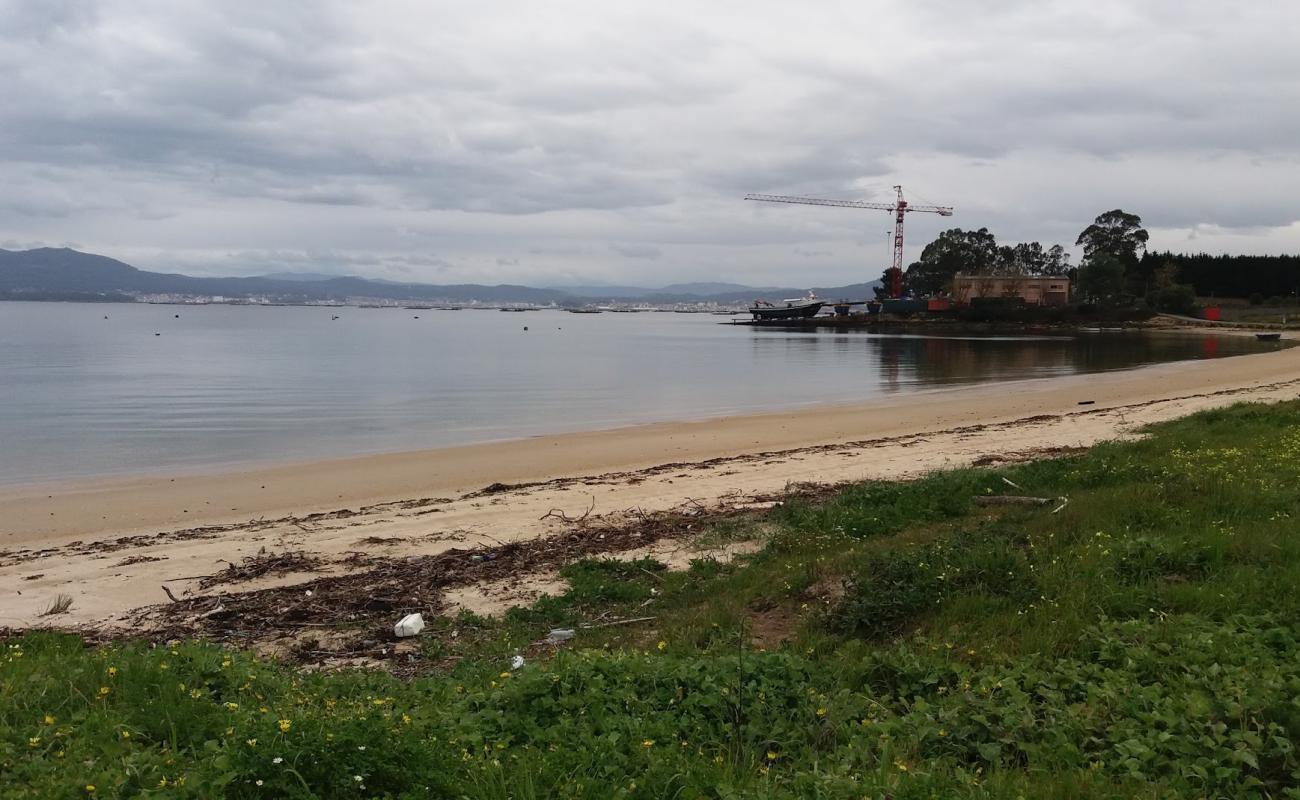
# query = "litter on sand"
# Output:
<box><xmin>393</xmin><ymin>613</ymin><xmax>425</xmax><ymax>638</ymax></box>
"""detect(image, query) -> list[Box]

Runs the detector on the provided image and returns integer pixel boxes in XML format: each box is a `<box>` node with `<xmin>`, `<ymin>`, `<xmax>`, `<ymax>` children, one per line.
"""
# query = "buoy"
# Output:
<box><xmin>523</xmin><ymin>326</ymin><xmax>529</xmax><ymax>331</ymax></box>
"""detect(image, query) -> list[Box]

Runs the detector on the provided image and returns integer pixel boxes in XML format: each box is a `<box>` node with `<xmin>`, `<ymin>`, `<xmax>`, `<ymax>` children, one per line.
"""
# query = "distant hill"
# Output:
<box><xmin>655</xmin><ymin>282</ymin><xmax>779</xmax><ymax>295</ymax></box>
<box><xmin>556</xmin><ymin>281</ymin><xmax>784</xmax><ymax>298</ymax></box>
<box><xmin>0</xmin><ymin>248</ymin><xmax>570</xmax><ymax>304</ymax></box>
<box><xmin>550</xmin><ymin>284</ymin><xmax>656</xmax><ymax>298</ymax></box>
<box><xmin>0</xmin><ymin>248</ymin><xmax>879</xmax><ymax>305</ymax></box>
<box><xmin>257</xmin><ymin>271</ymin><xmax>360</xmax><ymax>283</ymax></box>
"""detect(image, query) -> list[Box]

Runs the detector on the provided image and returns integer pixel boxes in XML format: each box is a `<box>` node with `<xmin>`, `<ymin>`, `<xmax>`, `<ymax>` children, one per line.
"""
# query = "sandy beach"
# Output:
<box><xmin>4</xmin><ymin>332</ymin><xmax>1299</xmax><ymax>632</ymax></box>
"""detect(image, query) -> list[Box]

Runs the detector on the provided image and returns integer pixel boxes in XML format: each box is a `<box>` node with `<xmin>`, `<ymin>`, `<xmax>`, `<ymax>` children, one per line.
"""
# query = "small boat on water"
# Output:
<box><xmin>1256</xmin><ymin>332</ymin><xmax>1282</xmax><ymax>341</ymax></box>
<box><xmin>749</xmin><ymin>292</ymin><xmax>824</xmax><ymax>321</ymax></box>
<box><xmin>566</xmin><ymin>308</ymin><xmax>603</xmax><ymax>314</ymax></box>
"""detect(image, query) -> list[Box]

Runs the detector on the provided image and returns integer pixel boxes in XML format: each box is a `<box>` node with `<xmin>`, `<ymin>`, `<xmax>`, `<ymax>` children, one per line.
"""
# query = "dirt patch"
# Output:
<box><xmin>748</xmin><ymin>607</ymin><xmax>801</xmax><ymax>651</ymax></box>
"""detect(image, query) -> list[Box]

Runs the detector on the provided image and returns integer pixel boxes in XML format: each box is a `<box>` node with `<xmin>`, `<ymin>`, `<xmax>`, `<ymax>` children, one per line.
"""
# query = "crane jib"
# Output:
<box><xmin>743</xmin><ymin>185</ymin><xmax>954</xmax><ymax>299</ymax></box>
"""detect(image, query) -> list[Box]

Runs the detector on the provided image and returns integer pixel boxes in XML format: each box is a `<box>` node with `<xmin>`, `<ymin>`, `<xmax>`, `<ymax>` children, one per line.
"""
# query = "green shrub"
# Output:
<box><xmin>828</xmin><ymin>535</ymin><xmax>1037</xmax><ymax>640</ymax></box>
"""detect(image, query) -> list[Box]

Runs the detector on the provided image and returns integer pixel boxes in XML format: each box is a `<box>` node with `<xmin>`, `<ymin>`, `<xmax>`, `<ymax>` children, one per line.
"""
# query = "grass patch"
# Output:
<box><xmin>10</xmin><ymin>399</ymin><xmax>1300</xmax><ymax>797</ymax></box>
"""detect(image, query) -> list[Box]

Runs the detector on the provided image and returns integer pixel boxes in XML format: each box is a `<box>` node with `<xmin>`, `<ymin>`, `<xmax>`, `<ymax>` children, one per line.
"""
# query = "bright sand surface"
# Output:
<box><xmin>3</xmin><ymin>330</ymin><xmax>1299</xmax><ymax>629</ymax></box>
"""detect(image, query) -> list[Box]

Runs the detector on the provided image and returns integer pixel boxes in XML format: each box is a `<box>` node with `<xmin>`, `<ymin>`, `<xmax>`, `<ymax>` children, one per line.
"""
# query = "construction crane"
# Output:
<box><xmin>745</xmin><ymin>185</ymin><xmax>953</xmax><ymax>299</ymax></box>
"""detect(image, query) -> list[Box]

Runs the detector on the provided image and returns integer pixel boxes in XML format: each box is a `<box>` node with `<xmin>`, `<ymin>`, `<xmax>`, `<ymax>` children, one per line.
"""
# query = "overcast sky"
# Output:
<box><xmin>2</xmin><ymin>1</ymin><xmax>1299</xmax><ymax>287</ymax></box>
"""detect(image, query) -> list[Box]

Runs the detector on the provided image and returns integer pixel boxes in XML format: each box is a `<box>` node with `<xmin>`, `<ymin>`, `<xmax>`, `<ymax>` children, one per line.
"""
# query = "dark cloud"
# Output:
<box><xmin>1</xmin><ymin>1</ymin><xmax>1299</xmax><ymax>286</ymax></box>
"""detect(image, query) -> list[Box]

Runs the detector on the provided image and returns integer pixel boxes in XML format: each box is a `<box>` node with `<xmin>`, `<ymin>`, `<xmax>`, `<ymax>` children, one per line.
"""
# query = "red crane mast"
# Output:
<box><xmin>744</xmin><ymin>185</ymin><xmax>953</xmax><ymax>299</ymax></box>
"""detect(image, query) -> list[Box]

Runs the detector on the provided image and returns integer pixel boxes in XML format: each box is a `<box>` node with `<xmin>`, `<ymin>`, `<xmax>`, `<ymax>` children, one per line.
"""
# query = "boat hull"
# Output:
<box><xmin>749</xmin><ymin>302</ymin><xmax>824</xmax><ymax>320</ymax></box>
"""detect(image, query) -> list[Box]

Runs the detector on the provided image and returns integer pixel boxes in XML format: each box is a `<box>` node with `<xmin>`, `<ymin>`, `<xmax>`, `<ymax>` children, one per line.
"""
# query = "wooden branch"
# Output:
<box><xmin>974</xmin><ymin>495</ymin><xmax>1052</xmax><ymax>507</ymax></box>
<box><xmin>539</xmin><ymin>496</ymin><xmax>596</xmax><ymax>524</ymax></box>
<box><xmin>579</xmin><ymin>615</ymin><xmax>656</xmax><ymax>629</ymax></box>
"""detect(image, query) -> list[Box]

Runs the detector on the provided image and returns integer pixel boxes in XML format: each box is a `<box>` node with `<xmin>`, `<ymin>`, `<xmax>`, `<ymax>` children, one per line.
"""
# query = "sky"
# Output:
<box><xmin>2</xmin><ymin>1</ymin><xmax>1300</xmax><ymax>288</ymax></box>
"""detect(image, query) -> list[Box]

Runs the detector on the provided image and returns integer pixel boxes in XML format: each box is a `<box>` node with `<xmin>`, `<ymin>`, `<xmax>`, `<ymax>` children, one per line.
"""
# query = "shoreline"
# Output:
<box><xmin>3</xmin><ymin>333</ymin><xmax>1300</xmax><ymax>630</ymax></box>
<box><xmin>1</xmin><ymin>336</ymin><xmax>1296</xmax><ymax>546</ymax></box>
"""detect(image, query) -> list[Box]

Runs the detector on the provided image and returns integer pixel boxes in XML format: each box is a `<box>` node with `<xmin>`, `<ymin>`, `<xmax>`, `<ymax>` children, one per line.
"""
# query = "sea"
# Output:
<box><xmin>0</xmin><ymin>301</ymin><xmax>1278</xmax><ymax>486</ymax></box>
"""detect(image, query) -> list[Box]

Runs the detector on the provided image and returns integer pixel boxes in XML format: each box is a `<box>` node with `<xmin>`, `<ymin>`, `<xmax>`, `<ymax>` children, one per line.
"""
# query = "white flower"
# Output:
<box><xmin>354</xmin><ymin>775</ymin><xmax>363</xmax><ymax>782</ymax></box>
<box><xmin>357</xmin><ymin>745</ymin><xmax>366</xmax><ymax>751</ymax></box>
<box><xmin>255</xmin><ymin>780</ymin><xmax>263</xmax><ymax>786</ymax></box>
<box><xmin>272</xmin><ymin>757</ymin><xmax>283</xmax><ymax>765</ymax></box>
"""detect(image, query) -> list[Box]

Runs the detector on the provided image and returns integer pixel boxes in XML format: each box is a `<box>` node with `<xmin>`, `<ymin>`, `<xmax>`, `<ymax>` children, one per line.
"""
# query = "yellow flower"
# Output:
<box><xmin>278</xmin><ymin>719</ymin><xmax>291</xmax><ymax>733</ymax></box>
<box><xmin>246</xmin><ymin>738</ymin><xmax>257</xmax><ymax>747</ymax></box>
<box><xmin>28</xmin><ymin>737</ymin><xmax>40</xmax><ymax>747</ymax></box>
<box><xmin>656</xmin><ymin>641</ymin><xmax>666</xmax><ymax>651</ymax></box>
<box><xmin>85</xmin><ymin>786</ymin><xmax>96</xmax><ymax>794</ymax></box>
<box><xmin>44</xmin><ymin>714</ymin><xmax>56</xmax><ymax>725</ymax></box>
<box><xmin>816</xmin><ymin>707</ymin><xmax>827</xmax><ymax>718</ymax></box>
<box><xmin>766</xmin><ymin>751</ymin><xmax>778</xmax><ymax>761</ymax></box>
<box><xmin>97</xmin><ymin>686</ymin><xmax>111</xmax><ymax>698</ymax></box>
<box><xmin>120</xmin><ymin>730</ymin><xmax>131</xmax><ymax>739</ymax></box>
<box><xmin>894</xmin><ymin>760</ymin><xmax>909</xmax><ymax>772</ymax></box>
<box><xmin>107</xmin><ymin>666</ymin><xmax>117</xmax><ymax>677</ymax></box>
<box><xmin>224</xmin><ymin>702</ymin><xmax>239</xmax><ymax>711</ymax></box>
<box><xmin>641</xmin><ymin>739</ymin><xmax>655</xmax><ymax>748</ymax></box>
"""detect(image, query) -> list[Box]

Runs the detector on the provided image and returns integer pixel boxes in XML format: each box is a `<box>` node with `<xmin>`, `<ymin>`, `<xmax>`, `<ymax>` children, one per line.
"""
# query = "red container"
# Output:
<box><xmin>927</xmin><ymin>298</ymin><xmax>952</xmax><ymax>312</ymax></box>
<box><xmin>1204</xmin><ymin>306</ymin><xmax>1221</xmax><ymax>321</ymax></box>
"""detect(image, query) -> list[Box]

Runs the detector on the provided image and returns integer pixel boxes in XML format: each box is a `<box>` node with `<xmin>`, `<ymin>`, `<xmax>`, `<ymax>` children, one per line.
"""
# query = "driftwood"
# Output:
<box><xmin>579</xmin><ymin>615</ymin><xmax>656</xmax><ymax>629</ymax></box>
<box><xmin>539</xmin><ymin>496</ymin><xmax>596</xmax><ymax>525</ymax></box>
<box><xmin>974</xmin><ymin>495</ymin><xmax>1052</xmax><ymax>507</ymax></box>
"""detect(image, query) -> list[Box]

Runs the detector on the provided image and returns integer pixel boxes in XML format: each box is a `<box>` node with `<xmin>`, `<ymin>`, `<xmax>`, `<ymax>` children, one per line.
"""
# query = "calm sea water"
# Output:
<box><xmin>0</xmin><ymin>302</ymin><xmax>1277</xmax><ymax>485</ymax></box>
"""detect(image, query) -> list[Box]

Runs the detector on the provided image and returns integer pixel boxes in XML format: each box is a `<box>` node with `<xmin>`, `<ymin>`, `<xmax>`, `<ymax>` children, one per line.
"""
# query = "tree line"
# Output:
<box><xmin>1140</xmin><ymin>252</ymin><xmax>1300</xmax><ymax>302</ymax></box>
<box><xmin>896</xmin><ymin>208</ymin><xmax>1300</xmax><ymax>310</ymax></box>
<box><xmin>891</xmin><ymin>210</ymin><xmax>1183</xmax><ymax>313</ymax></box>
<box><xmin>898</xmin><ymin>229</ymin><xmax>1072</xmax><ymax>297</ymax></box>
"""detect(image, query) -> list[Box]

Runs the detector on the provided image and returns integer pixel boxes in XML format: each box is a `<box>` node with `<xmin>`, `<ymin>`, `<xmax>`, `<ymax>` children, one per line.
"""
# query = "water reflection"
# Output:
<box><xmin>0</xmin><ymin>302</ymin><xmax>1284</xmax><ymax>484</ymax></box>
<box><xmin>747</xmin><ymin>328</ymin><xmax>1278</xmax><ymax>393</ymax></box>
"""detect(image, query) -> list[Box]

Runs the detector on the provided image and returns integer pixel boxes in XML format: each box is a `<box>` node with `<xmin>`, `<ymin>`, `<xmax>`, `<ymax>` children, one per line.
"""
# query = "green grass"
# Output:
<box><xmin>9</xmin><ymin>400</ymin><xmax>1300</xmax><ymax>797</ymax></box>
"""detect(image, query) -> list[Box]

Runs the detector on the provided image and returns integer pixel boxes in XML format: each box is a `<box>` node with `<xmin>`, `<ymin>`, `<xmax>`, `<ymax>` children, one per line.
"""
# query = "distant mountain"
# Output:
<box><xmin>257</xmin><ymin>271</ymin><xmax>358</xmax><ymax>283</ymax></box>
<box><xmin>0</xmin><ymin>248</ymin><xmax>570</xmax><ymax>304</ymax></box>
<box><xmin>654</xmin><ymin>282</ymin><xmax>779</xmax><ymax>295</ymax></box>
<box><xmin>0</xmin><ymin>248</ymin><xmax>879</xmax><ymax>305</ymax></box>
<box><xmin>555</xmin><ymin>281</ymin><xmax>783</xmax><ymax>298</ymax></box>
<box><xmin>550</xmin><ymin>284</ymin><xmax>655</xmax><ymax>298</ymax></box>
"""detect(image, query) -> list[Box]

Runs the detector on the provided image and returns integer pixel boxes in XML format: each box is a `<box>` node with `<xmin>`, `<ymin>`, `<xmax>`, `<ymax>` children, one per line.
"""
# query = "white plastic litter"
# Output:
<box><xmin>510</xmin><ymin>655</ymin><xmax>526</xmax><ymax>670</ymax></box>
<box><xmin>393</xmin><ymin>613</ymin><xmax>425</xmax><ymax>638</ymax></box>
<box><xmin>546</xmin><ymin>629</ymin><xmax>575</xmax><ymax>643</ymax></box>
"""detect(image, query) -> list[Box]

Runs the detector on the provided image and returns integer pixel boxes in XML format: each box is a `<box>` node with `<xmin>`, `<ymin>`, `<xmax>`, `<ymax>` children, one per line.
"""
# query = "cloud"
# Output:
<box><xmin>610</xmin><ymin>243</ymin><xmax>662</xmax><ymax>260</ymax></box>
<box><xmin>1</xmin><ymin>0</ymin><xmax>1299</xmax><ymax>286</ymax></box>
